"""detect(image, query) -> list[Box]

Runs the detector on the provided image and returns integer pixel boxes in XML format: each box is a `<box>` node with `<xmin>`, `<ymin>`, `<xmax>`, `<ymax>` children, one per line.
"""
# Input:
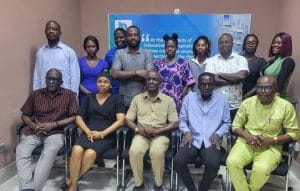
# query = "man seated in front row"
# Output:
<box><xmin>126</xmin><ymin>71</ymin><xmax>178</xmax><ymax>191</ymax></box>
<box><xmin>226</xmin><ymin>76</ymin><xmax>300</xmax><ymax>191</ymax></box>
<box><xmin>16</xmin><ymin>68</ymin><xmax>78</xmax><ymax>191</ymax></box>
<box><xmin>174</xmin><ymin>72</ymin><xmax>231</xmax><ymax>191</ymax></box>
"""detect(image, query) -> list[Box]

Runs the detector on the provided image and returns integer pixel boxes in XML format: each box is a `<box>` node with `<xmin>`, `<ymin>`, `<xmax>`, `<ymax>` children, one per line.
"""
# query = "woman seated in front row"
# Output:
<box><xmin>61</xmin><ymin>72</ymin><xmax>125</xmax><ymax>191</ymax></box>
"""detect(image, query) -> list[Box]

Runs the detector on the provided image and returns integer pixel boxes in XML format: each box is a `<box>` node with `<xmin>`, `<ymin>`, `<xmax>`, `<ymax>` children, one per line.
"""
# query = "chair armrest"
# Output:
<box><xmin>115</xmin><ymin>127</ymin><xmax>123</xmax><ymax>140</ymax></box>
<box><xmin>288</xmin><ymin>141</ymin><xmax>296</xmax><ymax>154</ymax></box>
<box><xmin>171</xmin><ymin>129</ymin><xmax>182</xmax><ymax>154</ymax></box>
<box><xmin>225</xmin><ymin>132</ymin><xmax>233</xmax><ymax>150</ymax></box>
<box><xmin>63</xmin><ymin>123</ymin><xmax>77</xmax><ymax>150</ymax></box>
<box><xmin>16</xmin><ymin>123</ymin><xmax>27</xmax><ymax>136</ymax></box>
<box><xmin>120</xmin><ymin>126</ymin><xmax>130</xmax><ymax>150</ymax></box>
<box><xmin>64</xmin><ymin>123</ymin><xmax>78</xmax><ymax>137</ymax></box>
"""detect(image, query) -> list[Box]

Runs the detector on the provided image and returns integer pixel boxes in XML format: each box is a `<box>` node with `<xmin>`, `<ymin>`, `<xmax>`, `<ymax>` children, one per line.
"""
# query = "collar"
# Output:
<box><xmin>125</xmin><ymin>47</ymin><xmax>141</xmax><ymax>54</ymax></box>
<box><xmin>42</xmin><ymin>87</ymin><xmax>63</xmax><ymax>97</ymax></box>
<box><xmin>217</xmin><ymin>52</ymin><xmax>236</xmax><ymax>60</ymax></box>
<box><xmin>45</xmin><ymin>41</ymin><xmax>63</xmax><ymax>49</ymax></box>
<box><xmin>142</xmin><ymin>91</ymin><xmax>162</xmax><ymax>102</ymax></box>
<box><xmin>191</xmin><ymin>57</ymin><xmax>207</xmax><ymax>67</ymax></box>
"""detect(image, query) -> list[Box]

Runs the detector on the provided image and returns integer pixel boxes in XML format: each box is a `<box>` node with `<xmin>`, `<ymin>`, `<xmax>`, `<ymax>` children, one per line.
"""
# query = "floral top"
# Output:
<box><xmin>154</xmin><ymin>58</ymin><xmax>195</xmax><ymax>113</ymax></box>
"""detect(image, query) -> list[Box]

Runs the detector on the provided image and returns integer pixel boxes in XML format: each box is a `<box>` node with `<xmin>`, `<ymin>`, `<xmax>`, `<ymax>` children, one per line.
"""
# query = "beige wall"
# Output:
<box><xmin>0</xmin><ymin>0</ymin><xmax>81</xmax><ymax>168</ymax></box>
<box><xmin>278</xmin><ymin>0</ymin><xmax>300</xmax><ymax>161</ymax></box>
<box><xmin>279</xmin><ymin>0</ymin><xmax>300</xmax><ymax>101</ymax></box>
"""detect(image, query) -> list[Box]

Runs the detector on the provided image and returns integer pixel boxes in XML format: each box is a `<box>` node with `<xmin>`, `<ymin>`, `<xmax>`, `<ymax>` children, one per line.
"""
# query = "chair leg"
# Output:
<box><xmin>170</xmin><ymin>159</ymin><xmax>173</xmax><ymax>189</ymax></box>
<box><xmin>65</xmin><ymin>155</ymin><xmax>68</xmax><ymax>180</ymax></box>
<box><xmin>175</xmin><ymin>171</ymin><xmax>178</xmax><ymax>191</ymax></box>
<box><xmin>285</xmin><ymin>173</ymin><xmax>289</xmax><ymax>191</ymax></box>
<box><xmin>116</xmin><ymin>155</ymin><xmax>119</xmax><ymax>189</ymax></box>
<box><xmin>121</xmin><ymin>158</ymin><xmax>125</xmax><ymax>189</ymax></box>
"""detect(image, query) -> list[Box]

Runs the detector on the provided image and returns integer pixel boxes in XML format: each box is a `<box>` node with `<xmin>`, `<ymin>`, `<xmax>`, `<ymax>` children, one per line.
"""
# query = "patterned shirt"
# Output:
<box><xmin>112</xmin><ymin>47</ymin><xmax>153</xmax><ymax>106</ymax></box>
<box><xmin>21</xmin><ymin>87</ymin><xmax>79</xmax><ymax>135</ymax></box>
<box><xmin>205</xmin><ymin>52</ymin><xmax>248</xmax><ymax>110</ymax></box>
<box><xmin>155</xmin><ymin>58</ymin><xmax>195</xmax><ymax>113</ymax></box>
<box><xmin>180</xmin><ymin>92</ymin><xmax>231</xmax><ymax>149</ymax></box>
<box><xmin>126</xmin><ymin>92</ymin><xmax>178</xmax><ymax>129</ymax></box>
<box><xmin>33</xmin><ymin>41</ymin><xmax>80</xmax><ymax>93</ymax></box>
<box><xmin>233</xmin><ymin>96</ymin><xmax>300</xmax><ymax>151</ymax></box>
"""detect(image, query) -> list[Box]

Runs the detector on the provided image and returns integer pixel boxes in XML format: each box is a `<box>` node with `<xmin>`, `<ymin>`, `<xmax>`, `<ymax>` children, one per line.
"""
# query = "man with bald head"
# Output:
<box><xmin>205</xmin><ymin>33</ymin><xmax>249</xmax><ymax>120</ymax></box>
<box><xmin>33</xmin><ymin>20</ymin><xmax>80</xmax><ymax>94</ymax></box>
<box><xmin>126</xmin><ymin>71</ymin><xmax>178</xmax><ymax>191</ymax></box>
<box><xmin>226</xmin><ymin>76</ymin><xmax>300</xmax><ymax>191</ymax></box>
<box><xmin>16</xmin><ymin>68</ymin><xmax>78</xmax><ymax>191</ymax></box>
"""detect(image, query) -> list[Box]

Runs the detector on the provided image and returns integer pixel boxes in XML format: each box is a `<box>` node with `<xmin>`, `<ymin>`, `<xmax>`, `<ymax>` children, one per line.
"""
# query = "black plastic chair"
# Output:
<box><xmin>120</xmin><ymin>128</ymin><xmax>180</xmax><ymax>190</ymax></box>
<box><xmin>68</xmin><ymin>125</ymin><xmax>124</xmax><ymax>190</ymax></box>
<box><xmin>16</xmin><ymin>123</ymin><xmax>75</xmax><ymax>180</ymax></box>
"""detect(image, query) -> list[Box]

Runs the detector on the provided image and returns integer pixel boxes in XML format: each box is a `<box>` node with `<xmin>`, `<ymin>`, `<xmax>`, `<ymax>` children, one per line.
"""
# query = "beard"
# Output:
<box><xmin>201</xmin><ymin>92</ymin><xmax>212</xmax><ymax>100</ymax></box>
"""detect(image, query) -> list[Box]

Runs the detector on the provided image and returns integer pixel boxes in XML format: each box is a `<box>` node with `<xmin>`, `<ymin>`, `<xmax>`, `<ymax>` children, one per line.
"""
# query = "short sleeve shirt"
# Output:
<box><xmin>20</xmin><ymin>88</ymin><xmax>79</xmax><ymax>135</ymax></box>
<box><xmin>112</xmin><ymin>47</ymin><xmax>154</xmax><ymax>106</ymax></box>
<box><xmin>205</xmin><ymin>52</ymin><xmax>249</xmax><ymax>109</ymax></box>
<box><xmin>126</xmin><ymin>92</ymin><xmax>178</xmax><ymax>129</ymax></box>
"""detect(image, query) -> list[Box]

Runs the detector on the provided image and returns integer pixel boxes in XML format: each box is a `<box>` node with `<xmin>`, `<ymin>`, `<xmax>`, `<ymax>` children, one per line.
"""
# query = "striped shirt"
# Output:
<box><xmin>20</xmin><ymin>87</ymin><xmax>78</xmax><ymax>135</ymax></box>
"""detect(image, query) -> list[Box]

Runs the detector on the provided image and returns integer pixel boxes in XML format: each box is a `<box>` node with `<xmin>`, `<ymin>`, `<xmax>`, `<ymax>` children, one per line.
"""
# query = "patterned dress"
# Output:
<box><xmin>154</xmin><ymin>58</ymin><xmax>195</xmax><ymax>113</ymax></box>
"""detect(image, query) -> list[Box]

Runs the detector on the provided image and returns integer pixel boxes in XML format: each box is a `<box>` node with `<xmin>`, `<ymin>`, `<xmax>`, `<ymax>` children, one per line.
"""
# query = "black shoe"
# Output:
<box><xmin>132</xmin><ymin>183</ymin><xmax>145</xmax><ymax>191</ymax></box>
<box><xmin>60</xmin><ymin>180</ymin><xmax>69</xmax><ymax>191</ymax></box>
<box><xmin>153</xmin><ymin>184</ymin><xmax>163</xmax><ymax>191</ymax></box>
<box><xmin>96</xmin><ymin>157</ymin><xmax>105</xmax><ymax>167</ymax></box>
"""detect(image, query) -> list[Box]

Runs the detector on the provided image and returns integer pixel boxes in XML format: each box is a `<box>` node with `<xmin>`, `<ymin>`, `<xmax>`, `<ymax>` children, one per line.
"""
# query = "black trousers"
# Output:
<box><xmin>173</xmin><ymin>144</ymin><xmax>222</xmax><ymax>191</ymax></box>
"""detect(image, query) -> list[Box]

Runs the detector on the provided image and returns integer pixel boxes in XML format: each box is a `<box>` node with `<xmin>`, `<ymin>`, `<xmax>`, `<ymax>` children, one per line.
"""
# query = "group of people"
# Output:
<box><xmin>15</xmin><ymin>20</ymin><xmax>300</xmax><ymax>191</ymax></box>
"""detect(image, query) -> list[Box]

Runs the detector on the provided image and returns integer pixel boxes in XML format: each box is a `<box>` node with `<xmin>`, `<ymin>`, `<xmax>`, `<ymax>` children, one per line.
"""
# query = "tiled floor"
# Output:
<box><xmin>0</xmin><ymin>159</ymin><xmax>300</xmax><ymax>191</ymax></box>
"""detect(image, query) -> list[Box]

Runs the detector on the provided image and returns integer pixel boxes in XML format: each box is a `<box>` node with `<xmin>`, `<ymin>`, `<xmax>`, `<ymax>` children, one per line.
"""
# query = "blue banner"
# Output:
<box><xmin>108</xmin><ymin>14</ymin><xmax>251</xmax><ymax>59</ymax></box>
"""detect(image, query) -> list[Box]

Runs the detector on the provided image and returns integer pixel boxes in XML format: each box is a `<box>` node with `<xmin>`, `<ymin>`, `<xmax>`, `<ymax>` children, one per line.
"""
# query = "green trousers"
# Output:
<box><xmin>226</xmin><ymin>140</ymin><xmax>281</xmax><ymax>191</ymax></box>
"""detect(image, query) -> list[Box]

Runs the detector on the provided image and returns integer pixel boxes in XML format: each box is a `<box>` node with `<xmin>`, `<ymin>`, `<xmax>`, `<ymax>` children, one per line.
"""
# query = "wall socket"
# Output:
<box><xmin>0</xmin><ymin>143</ymin><xmax>6</xmax><ymax>154</ymax></box>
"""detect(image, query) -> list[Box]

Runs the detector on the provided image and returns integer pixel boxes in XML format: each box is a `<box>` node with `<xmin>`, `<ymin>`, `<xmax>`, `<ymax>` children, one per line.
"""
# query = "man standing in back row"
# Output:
<box><xmin>205</xmin><ymin>33</ymin><xmax>248</xmax><ymax>120</ymax></box>
<box><xmin>105</xmin><ymin>27</ymin><xmax>127</xmax><ymax>94</ymax></box>
<box><xmin>112</xmin><ymin>25</ymin><xmax>153</xmax><ymax>110</ymax></box>
<box><xmin>33</xmin><ymin>20</ymin><xmax>80</xmax><ymax>94</ymax></box>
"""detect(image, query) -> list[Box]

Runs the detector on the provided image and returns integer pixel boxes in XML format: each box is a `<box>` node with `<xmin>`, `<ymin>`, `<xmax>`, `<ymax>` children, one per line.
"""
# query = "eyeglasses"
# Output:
<box><xmin>256</xmin><ymin>86</ymin><xmax>273</xmax><ymax>92</ymax></box>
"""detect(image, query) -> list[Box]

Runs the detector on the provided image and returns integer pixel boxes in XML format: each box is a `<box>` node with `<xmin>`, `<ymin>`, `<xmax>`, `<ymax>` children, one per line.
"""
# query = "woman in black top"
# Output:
<box><xmin>62</xmin><ymin>72</ymin><xmax>125</xmax><ymax>191</ymax></box>
<box><xmin>241</xmin><ymin>34</ymin><xmax>266</xmax><ymax>99</ymax></box>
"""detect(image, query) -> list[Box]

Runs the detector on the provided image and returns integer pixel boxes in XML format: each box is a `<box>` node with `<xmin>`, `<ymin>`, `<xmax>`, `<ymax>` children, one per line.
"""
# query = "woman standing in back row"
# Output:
<box><xmin>188</xmin><ymin>35</ymin><xmax>211</xmax><ymax>94</ymax></box>
<box><xmin>261</xmin><ymin>32</ymin><xmax>295</xmax><ymax>100</ymax></box>
<box><xmin>78</xmin><ymin>36</ymin><xmax>109</xmax><ymax>104</ymax></box>
<box><xmin>241</xmin><ymin>34</ymin><xmax>266</xmax><ymax>99</ymax></box>
<box><xmin>154</xmin><ymin>33</ymin><xmax>195</xmax><ymax>113</ymax></box>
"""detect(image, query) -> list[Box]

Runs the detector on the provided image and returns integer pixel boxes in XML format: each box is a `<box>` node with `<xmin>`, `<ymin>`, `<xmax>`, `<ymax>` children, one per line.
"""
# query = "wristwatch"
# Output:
<box><xmin>135</xmin><ymin>127</ymin><xmax>139</xmax><ymax>133</ymax></box>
